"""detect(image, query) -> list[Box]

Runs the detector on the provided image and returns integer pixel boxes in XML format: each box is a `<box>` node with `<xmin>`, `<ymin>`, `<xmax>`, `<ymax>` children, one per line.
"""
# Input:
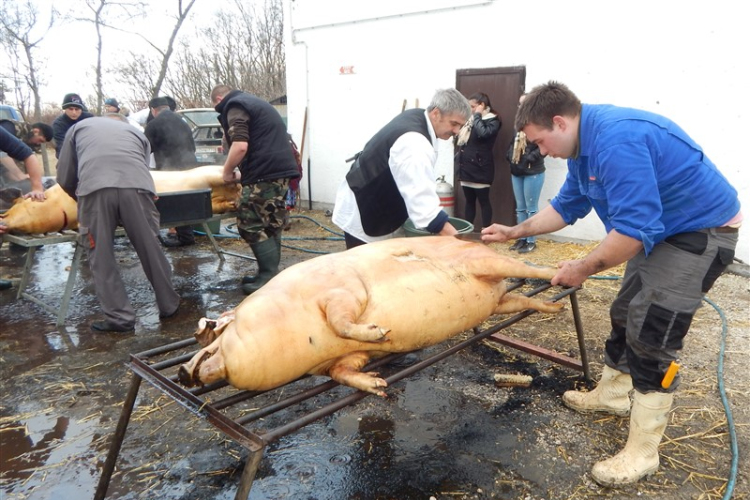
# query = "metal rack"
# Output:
<box><xmin>1</xmin><ymin>212</ymin><xmax>240</xmax><ymax>326</ymax></box>
<box><xmin>94</xmin><ymin>281</ymin><xmax>589</xmax><ymax>500</ymax></box>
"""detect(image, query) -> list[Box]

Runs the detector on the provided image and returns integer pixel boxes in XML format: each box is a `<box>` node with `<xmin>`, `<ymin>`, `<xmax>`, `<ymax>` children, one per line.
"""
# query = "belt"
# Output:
<box><xmin>714</xmin><ymin>226</ymin><xmax>739</xmax><ymax>234</ymax></box>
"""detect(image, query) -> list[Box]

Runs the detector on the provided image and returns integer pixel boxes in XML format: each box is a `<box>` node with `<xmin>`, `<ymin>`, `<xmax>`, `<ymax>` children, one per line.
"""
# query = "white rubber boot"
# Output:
<box><xmin>591</xmin><ymin>390</ymin><xmax>674</xmax><ymax>486</ymax></box>
<box><xmin>562</xmin><ymin>365</ymin><xmax>633</xmax><ymax>416</ymax></box>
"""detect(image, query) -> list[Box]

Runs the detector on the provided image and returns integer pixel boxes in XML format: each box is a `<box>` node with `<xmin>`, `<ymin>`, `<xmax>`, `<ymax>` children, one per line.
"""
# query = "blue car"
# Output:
<box><xmin>0</xmin><ymin>104</ymin><xmax>22</xmax><ymax>121</ymax></box>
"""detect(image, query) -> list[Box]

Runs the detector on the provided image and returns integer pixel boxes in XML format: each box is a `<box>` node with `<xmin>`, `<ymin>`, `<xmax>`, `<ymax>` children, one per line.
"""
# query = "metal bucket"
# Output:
<box><xmin>403</xmin><ymin>217</ymin><xmax>474</xmax><ymax>237</ymax></box>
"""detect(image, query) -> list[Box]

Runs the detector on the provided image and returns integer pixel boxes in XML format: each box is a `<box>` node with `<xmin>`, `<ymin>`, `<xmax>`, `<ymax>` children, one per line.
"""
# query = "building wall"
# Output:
<box><xmin>284</xmin><ymin>0</ymin><xmax>749</xmax><ymax>260</ymax></box>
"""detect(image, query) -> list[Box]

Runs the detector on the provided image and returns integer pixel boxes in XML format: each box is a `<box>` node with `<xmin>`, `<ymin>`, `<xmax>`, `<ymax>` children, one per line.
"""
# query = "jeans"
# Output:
<box><xmin>511</xmin><ymin>173</ymin><xmax>545</xmax><ymax>244</ymax></box>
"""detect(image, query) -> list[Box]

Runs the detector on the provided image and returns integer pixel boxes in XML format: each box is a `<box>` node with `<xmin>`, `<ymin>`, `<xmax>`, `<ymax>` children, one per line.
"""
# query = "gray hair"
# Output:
<box><xmin>426</xmin><ymin>88</ymin><xmax>471</xmax><ymax>119</ymax></box>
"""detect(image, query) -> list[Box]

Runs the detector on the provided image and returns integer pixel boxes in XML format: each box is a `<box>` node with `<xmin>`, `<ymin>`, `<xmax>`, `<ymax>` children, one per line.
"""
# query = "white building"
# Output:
<box><xmin>283</xmin><ymin>0</ymin><xmax>749</xmax><ymax>262</ymax></box>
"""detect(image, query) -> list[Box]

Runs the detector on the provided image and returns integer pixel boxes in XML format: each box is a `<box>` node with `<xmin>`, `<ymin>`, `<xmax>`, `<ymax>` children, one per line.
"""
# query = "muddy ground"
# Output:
<box><xmin>0</xmin><ymin>210</ymin><xmax>748</xmax><ymax>500</ymax></box>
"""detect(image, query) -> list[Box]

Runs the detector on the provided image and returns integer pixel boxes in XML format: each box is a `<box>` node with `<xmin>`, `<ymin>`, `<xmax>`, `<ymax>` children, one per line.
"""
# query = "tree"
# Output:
<box><xmin>71</xmin><ymin>0</ymin><xmax>147</xmax><ymax>114</ymax></box>
<box><xmin>0</xmin><ymin>0</ymin><xmax>57</xmax><ymax>175</ymax></box>
<box><xmin>114</xmin><ymin>0</ymin><xmax>285</xmax><ymax>109</ymax></box>
<box><xmin>0</xmin><ymin>0</ymin><xmax>56</xmax><ymax>121</ymax></box>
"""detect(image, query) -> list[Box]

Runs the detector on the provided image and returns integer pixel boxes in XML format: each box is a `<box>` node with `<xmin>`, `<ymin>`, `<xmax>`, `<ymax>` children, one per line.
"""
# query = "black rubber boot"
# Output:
<box><xmin>242</xmin><ymin>237</ymin><xmax>281</xmax><ymax>295</ymax></box>
<box><xmin>0</xmin><ymin>279</ymin><xmax>12</xmax><ymax>291</ymax></box>
<box><xmin>242</xmin><ymin>234</ymin><xmax>281</xmax><ymax>285</ymax></box>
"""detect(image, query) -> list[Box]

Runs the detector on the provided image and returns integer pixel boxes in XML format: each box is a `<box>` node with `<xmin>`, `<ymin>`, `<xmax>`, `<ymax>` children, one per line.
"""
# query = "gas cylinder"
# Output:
<box><xmin>436</xmin><ymin>175</ymin><xmax>455</xmax><ymax>217</ymax></box>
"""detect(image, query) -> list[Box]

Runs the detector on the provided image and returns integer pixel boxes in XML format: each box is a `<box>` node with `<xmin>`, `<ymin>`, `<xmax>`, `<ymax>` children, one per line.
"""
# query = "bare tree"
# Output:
<box><xmin>109</xmin><ymin>0</ymin><xmax>198</xmax><ymax>105</ymax></box>
<box><xmin>0</xmin><ymin>0</ymin><xmax>57</xmax><ymax>174</ymax></box>
<box><xmin>70</xmin><ymin>0</ymin><xmax>147</xmax><ymax>114</ymax></box>
<box><xmin>161</xmin><ymin>0</ymin><xmax>285</xmax><ymax>107</ymax></box>
<box><xmin>0</xmin><ymin>0</ymin><xmax>56</xmax><ymax>121</ymax></box>
<box><xmin>113</xmin><ymin>0</ymin><xmax>284</xmax><ymax>109</ymax></box>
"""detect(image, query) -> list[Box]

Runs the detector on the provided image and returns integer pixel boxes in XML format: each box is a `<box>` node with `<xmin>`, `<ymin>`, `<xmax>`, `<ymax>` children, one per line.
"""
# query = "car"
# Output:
<box><xmin>176</xmin><ymin>108</ymin><xmax>227</xmax><ymax>165</ymax></box>
<box><xmin>0</xmin><ymin>105</ymin><xmax>22</xmax><ymax>121</ymax></box>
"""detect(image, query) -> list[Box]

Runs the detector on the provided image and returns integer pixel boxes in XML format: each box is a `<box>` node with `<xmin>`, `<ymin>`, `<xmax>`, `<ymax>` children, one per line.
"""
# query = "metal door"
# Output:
<box><xmin>455</xmin><ymin>67</ymin><xmax>525</xmax><ymax>228</ymax></box>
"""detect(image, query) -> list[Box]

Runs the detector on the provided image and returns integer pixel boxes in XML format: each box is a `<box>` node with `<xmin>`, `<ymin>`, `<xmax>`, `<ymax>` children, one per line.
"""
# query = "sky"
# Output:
<box><xmin>1</xmin><ymin>0</ymin><xmax>237</xmax><ymax>112</ymax></box>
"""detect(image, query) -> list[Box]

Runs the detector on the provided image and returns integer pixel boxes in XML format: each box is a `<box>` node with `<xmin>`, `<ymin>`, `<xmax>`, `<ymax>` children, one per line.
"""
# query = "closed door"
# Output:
<box><xmin>455</xmin><ymin>67</ymin><xmax>525</xmax><ymax>228</ymax></box>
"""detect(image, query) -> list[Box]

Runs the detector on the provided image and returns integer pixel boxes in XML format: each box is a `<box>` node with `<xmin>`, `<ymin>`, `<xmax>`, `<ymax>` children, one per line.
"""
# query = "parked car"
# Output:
<box><xmin>176</xmin><ymin>108</ymin><xmax>227</xmax><ymax>165</ymax></box>
<box><xmin>0</xmin><ymin>105</ymin><xmax>22</xmax><ymax>121</ymax></box>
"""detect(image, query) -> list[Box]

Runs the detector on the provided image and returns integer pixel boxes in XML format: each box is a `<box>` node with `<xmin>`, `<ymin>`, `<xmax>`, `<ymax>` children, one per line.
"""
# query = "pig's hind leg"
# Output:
<box><xmin>324</xmin><ymin>289</ymin><xmax>391</xmax><ymax>342</ymax></box>
<box><xmin>493</xmin><ymin>293</ymin><xmax>564</xmax><ymax>315</ymax></box>
<box><xmin>327</xmin><ymin>351</ymin><xmax>388</xmax><ymax>397</ymax></box>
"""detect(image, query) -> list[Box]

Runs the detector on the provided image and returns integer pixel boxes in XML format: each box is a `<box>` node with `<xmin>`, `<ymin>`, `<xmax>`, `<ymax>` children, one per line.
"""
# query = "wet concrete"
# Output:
<box><xmin>0</xmin><ymin>222</ymin><xmax>590</xmax><ymax>500</ymax></box>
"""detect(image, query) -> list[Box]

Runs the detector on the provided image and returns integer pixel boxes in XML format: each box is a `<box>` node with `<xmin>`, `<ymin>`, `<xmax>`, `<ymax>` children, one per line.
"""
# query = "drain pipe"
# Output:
<box><xmin>307</xmin><ymin>158</ymin><xmax>312</xmax><ymax>210</ymax></box>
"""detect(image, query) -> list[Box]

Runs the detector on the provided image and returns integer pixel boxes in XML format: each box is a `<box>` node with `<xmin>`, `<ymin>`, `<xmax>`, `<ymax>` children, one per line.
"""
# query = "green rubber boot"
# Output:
<box><xmin>242</xmin><ymin>236</ymin><xmax>281</xmax><ymax>295</ymax></box>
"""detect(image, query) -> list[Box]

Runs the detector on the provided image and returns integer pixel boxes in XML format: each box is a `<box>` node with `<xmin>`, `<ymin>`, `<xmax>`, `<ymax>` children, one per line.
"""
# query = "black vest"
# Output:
<box><xmin>346</xmin><ymin>108</ymin><xmax>431</xmax><ymax>236</ymax></box>
<box><xmin>216</xmin><ymin>90</ymin><xmax>300</xmax><ymax>184</ymax></box>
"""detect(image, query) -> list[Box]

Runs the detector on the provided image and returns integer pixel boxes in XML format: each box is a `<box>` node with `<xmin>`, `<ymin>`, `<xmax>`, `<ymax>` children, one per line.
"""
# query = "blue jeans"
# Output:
<box><xmin>511</xmin><ymin>173</ymin><xmax>545</xmax><ymax>244</ymax></box>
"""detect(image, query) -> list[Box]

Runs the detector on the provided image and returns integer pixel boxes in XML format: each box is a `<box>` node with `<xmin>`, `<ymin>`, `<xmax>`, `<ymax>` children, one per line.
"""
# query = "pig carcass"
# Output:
<box><xmin>178</xmin><ymin>237</ymin><xmax>564</xmax><ymax>397</ymax></box>
<box><xmin>0</xmin><ymin>165</ymin><xmax>239</xmax><ymax>234</ymax></box>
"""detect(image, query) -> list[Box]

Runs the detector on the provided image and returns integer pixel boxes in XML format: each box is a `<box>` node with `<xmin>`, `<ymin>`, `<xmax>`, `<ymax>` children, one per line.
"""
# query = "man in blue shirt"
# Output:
<box><xmin>482</xmin><ymin>81</ymin><xmax>741</xmax><ymax>486</ymax></box>
<box><xmin>0</xmin><ymin>126</ymin><xmax>46</xmax><ymax>290</ymax></box>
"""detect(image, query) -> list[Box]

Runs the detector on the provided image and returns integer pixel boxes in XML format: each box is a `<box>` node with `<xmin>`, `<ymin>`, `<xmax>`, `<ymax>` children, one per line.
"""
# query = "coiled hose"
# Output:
<box><xmin>191</xmin><ymin>214</ymin><xmax>344</xmax><ymax>254</ymax></box>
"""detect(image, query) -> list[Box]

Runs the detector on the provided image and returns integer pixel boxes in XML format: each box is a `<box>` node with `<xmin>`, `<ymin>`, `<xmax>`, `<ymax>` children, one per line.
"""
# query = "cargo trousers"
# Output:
<box><xmin>604</xmin><ymin>227</ymin><xmax>738</xmax><ymax>393</ymax></box>
<box><xmin>236</xmin><ymin>179</ymin><xmax>290</xmax><ymax>245</ymax></box>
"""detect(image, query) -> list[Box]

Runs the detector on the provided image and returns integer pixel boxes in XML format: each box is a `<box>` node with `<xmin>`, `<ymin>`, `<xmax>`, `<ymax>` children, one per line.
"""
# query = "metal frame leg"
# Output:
<box><xmin>94</xmin><ymin>373</ymin><xmax>143</xmax><ymax>500</ymax></box>
<box><xmin>234</xmin><ymin>448</ymin><xmax>266</xmax><ymax>500</ymax></box>
<box><xmin>15</xmin><ymin>246</ymin><xmax>36</xmax><ymax>300</ymax></box>
<box><xmin>201</xmin><ymin>221</ymin><xmax>226</xmax><ymax>262</ymax></box>
<box><xmin>56</xmin><ymin>242</ymin><xmax>84</xmax><ymax>326</ymax></box>
<box><xmin>568</xmin><ymin>290</ymin><xmax>591</xmax><ymax>381</ymax></box>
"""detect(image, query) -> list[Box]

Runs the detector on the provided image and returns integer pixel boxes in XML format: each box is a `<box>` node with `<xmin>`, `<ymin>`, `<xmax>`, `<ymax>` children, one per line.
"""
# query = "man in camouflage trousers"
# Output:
<box><xmin>211</xmin><ymin>85</ymin><xmax>300</xmax><ymax>294</ymax></box>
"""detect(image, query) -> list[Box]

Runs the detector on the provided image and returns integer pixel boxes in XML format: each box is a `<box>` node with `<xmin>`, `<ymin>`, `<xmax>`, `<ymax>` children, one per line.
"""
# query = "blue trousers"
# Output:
<box><xmin>511</xmin><ymin>173</ymin><xmax>545</xmax><ymax>244</ymax></box>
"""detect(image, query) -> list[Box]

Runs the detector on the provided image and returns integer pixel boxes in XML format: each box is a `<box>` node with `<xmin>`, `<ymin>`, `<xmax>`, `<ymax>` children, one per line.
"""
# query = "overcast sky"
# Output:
<box><xmin>2</xmin><ymin>0</ymin><xmax>234</xmax><ymax>110</ymax></box>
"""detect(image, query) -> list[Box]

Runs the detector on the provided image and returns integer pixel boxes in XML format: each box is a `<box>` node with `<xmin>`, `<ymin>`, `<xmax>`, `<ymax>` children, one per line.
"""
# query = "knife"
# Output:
<box><xmin>453</xmin><ymin>232</ymin><xmax>487</xmax><ymax>244</ymax></box>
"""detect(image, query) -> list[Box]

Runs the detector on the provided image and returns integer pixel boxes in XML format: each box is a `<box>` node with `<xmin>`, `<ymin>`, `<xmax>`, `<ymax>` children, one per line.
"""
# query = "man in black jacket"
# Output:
<box><xmin>144</xmin><ymin>97</ymin><xmax>199</xmax><ymax>247</ymax></box>
<box><xmin>210</xmin><ymin>85</ymin><xmax>300</xmax><ymax>294</ymax></box>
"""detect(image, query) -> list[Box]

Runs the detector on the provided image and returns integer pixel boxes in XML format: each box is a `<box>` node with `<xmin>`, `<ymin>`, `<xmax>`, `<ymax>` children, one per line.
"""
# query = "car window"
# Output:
<box><xmin>178</xmin><ymin>109</ymin><xmax>219</xmax><ymax>127</ymax></box>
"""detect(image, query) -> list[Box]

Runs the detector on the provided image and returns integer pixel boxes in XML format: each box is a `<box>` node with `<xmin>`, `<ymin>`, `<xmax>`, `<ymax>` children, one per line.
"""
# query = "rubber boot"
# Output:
<box><xmin>562</xmin><ymin>365</ymin><xmax>633</xmax><ymax>416</ymax></box>
<box><xmin>591</xmin><ymin>390</ymin><xmax>674</xmax><ymax>486</ymax></box>
<box><xmin>242</xmin><ymin>234</ymin><xmax>281</xmax><ymax>284</ymax></box>
<box><xmin>0</xmin><ymin>279</ymin><xmax>12</xmax><ymax>291</ymax></box>
<box><xmin>242</xmin><ymin>237</ymin><xmax>281</xmax><ymax>295</ymax></box>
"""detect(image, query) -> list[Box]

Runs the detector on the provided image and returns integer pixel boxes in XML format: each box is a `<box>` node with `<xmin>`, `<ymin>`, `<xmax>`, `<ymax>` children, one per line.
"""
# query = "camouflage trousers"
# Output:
<box><xmin>236</xmin><ymin>179</ymin><xmax>290</xmax><ymax>244</ymax></box>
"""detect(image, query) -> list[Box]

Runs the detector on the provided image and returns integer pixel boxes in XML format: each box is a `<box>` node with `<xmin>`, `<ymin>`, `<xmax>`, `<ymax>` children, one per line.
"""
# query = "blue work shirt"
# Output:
<box><xmin>0</xmin><ymin>126</ymin><xmax>33</xmax><ymax>161</ymax></box>
<box><xmin>550</xmin><ymin>104</ymin><xmax>740</xmax><ymax>254</ymax></box>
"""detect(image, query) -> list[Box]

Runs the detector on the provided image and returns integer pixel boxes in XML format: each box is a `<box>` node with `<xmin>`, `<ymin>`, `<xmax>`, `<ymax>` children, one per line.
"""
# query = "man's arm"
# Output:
<box><xmin>22</xmin><ymin>154</ymin><xmax>45</xmax><ymax>201</ymax></box>
<box><xmin>222</xmin><ymin>141</ymin><xmax>246</xmax><ymax>183</ymax></box>
<box><xmin>222</xmin><ymin>106</ymin><xmax>250</xmax><ymax>184</ymax></box>
<box><xmin>55</xmin><ymin>132</ymin><xmax>79</xmax><ymax>200</ymax></box>
<box><xmin>552</xmin><ymin>229</ymin><xmax>642</xmax><ymax>287</ymax></box>
<box><xmin>481</xmin><ymin>205</ymin><xmax>567</xmax><ymax>243</ymax></box>
<box><xmin>0</xmin><ymin>127</ymin><xmax>45</xmax><ymax>201</ymax></box>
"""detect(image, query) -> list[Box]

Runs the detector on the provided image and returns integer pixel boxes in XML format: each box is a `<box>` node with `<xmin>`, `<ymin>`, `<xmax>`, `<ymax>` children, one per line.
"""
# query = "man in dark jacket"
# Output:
<box><xmin>144</xmin><ymin>97</ymin><xmax>197</xmax><ymax>170</ymax></box>
<box><xmin>52</xmin><ymin>93</ymin><xmax>94</xmax><ymax>158</ymax></box>
<box><xmin>210</xmin><ymin>84</ymin><xmax>300</xmax><ymax>294</ymax></box>
<box><xmin>144</xmin><ymin>97</ymin><xmax>199</xmax><ymax>247</ymax></box>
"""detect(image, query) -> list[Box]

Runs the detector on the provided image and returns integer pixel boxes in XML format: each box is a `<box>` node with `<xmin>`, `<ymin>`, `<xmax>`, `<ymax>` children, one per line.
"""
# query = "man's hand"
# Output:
<box><xmin>481</xmin><ymin>224</ymin><xmax>514</xmax><ymax>243</ymax></box>
<box><xmin>438</xmin><ymin>220</ymin><xmax>458</xmax><ymax>236</ymax></box>
<box><xmin>223</xmin><ymin>169</ymin><xmax>240</xmax><ymax>184</ymax></box>
<box><xmin>23</xmin><ymin>190</ymin><xmax>46</xmax><ymax>202</ymax></box>
<box><xmin>551</xmin><ymin>259</ymin><xmax>592</xmax><ymax>288</ymax></box>
<box><xmin>0</xmin><ymin>223</ymin><xmax>7</xmax><ymax>234</ymax></box>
